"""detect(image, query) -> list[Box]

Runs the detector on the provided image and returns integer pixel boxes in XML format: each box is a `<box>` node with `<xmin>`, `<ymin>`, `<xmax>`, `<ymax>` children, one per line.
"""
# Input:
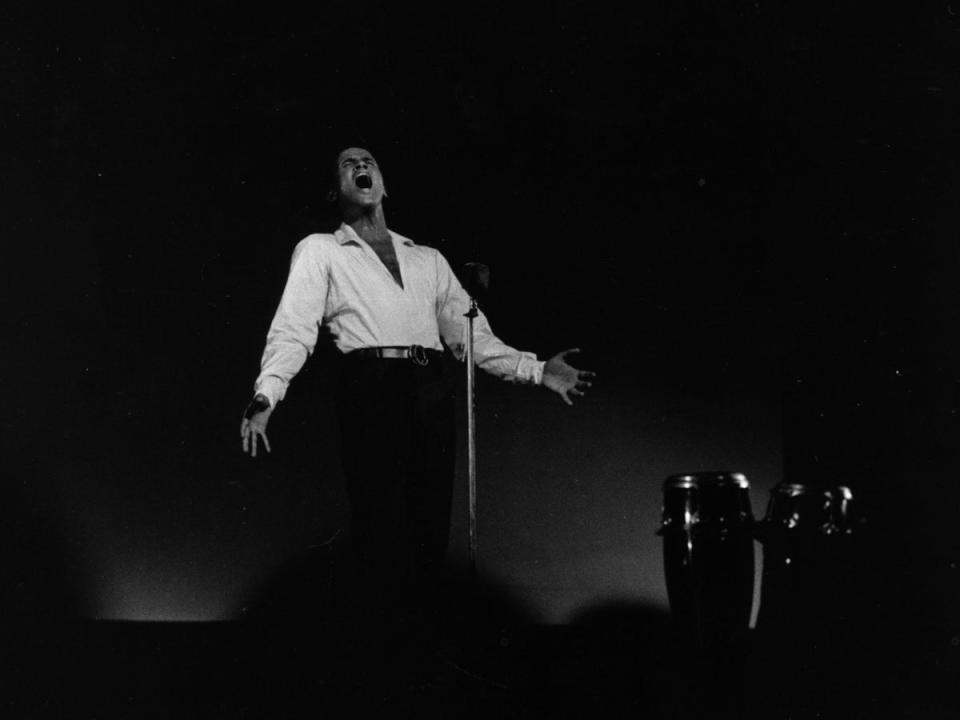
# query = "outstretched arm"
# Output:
<box><xmin>542</xmin><ymin>348</ymin><xmax>596</xmax><ymax>406</ymax></box>
<box><xmin>435</xmin><ymin>251</ymin><xmax>544</xmax><ymax>384</ymax></box>
<box><xmin>434</xmin><ymin>251</ymin><xmax>597</xmax><ymax>398</ymax></box>
<box><xmin>242</xmin><ymin>236</ymin><xmax>328</xmax><ymax>457</ymax></box>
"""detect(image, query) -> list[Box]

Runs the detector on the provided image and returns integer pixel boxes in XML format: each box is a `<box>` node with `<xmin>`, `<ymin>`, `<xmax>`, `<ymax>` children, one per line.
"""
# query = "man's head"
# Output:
<box><xmin>332</xmin><ymin>147</ymin><xmax>387</xmax><ymax>209</ymax></box>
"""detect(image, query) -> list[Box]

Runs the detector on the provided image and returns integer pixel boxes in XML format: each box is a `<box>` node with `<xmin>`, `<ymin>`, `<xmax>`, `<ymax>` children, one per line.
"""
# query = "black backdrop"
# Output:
<box><xmin>4</xmin><ymin>0</ymin><xmax>960</xmax><ymax>704</ymax></box>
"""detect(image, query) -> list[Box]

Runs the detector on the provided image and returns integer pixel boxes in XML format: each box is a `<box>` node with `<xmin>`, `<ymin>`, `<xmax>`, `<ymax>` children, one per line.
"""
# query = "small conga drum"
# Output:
<box><xmin>752</xmin><ymin>483</ymin><xmax>857</xmax><ymax>718</ymax></box>
<box><xmin>658</xmin><ymin>472</ymin><xmax>755</xmax><ymax>650</ymax></box>
<box><xmin>755</xmin><ymin>482</ymin><xmax>856</xmax><ymax>633</ymax></box>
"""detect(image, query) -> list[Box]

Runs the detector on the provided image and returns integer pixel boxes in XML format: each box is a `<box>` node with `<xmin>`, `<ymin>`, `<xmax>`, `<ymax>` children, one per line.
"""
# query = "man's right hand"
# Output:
<box><xmin>241</xmin><ymin>395</ymin><xmax>273</xmax><ymax>457</ymax></box>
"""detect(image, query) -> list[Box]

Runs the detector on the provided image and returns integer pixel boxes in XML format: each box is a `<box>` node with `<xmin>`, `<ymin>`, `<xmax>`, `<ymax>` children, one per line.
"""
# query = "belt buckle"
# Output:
<box><xmin>410</xmin><ymin>345</ymin><xmax>428</xmax><ymax>366</ymax></box>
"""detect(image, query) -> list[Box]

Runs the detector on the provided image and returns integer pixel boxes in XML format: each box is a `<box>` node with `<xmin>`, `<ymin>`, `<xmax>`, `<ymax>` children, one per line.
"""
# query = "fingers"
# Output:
<box><xmin>241</xmin><ymin>426</ymin><xmax>272</xmax><ymax>457</ymax></box>
<box><xmin>561</xmin><ymin>348</ymin><xmax>581</xmax><ymax>359</ymax></box>
<box><xmin>241</xmin><ymin>422</ymin><xmax>250</xmax><ymax>454</ymax></box>
<box><xmin>562</xmin><ymin>380</ymin><xmax>591</xmax><ymax>405</ymax></box>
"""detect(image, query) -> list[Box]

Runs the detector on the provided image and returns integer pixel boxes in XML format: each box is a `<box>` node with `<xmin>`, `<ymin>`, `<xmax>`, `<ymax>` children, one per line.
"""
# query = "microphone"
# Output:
<box><xmin>462</xmin><ymin>262</ymin><xmax>490</xmax><ymax>301</ymax></box>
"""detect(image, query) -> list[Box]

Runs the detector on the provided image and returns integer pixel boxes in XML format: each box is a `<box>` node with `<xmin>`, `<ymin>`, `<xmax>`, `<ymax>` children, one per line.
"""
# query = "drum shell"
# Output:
<box><xmin>755</xmin><ymin>483</ymin><xmax>856</xmax><ymax>632</ymax></box>
<box><xmin>751</xmin><ymin>484</ymin><xmax>859</xmax><ymax>719</ymax></box>
<box><xmin>658</xmin><ymin>473</ymin><xmax>755</xmax><ymax>647</ymax></box>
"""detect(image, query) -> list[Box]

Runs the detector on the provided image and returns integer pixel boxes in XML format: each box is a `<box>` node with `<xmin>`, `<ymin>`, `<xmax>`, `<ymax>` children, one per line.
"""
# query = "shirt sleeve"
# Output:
<box><xmin>254</xmin><ymin>237</ymin><xmax>329</xmax><ymax>407</ymax></box>
<box><xmin>434</xmin><ymin>250</ymin><xmax>544</xmax><ymax>385</ymax></box>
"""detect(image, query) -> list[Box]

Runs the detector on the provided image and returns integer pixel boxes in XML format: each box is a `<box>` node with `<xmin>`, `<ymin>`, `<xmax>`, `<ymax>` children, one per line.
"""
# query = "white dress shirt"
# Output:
<box><xmin>254</xmin><ymin>223</ymin><xmax>544</xmax><ymax>407</ymax></box>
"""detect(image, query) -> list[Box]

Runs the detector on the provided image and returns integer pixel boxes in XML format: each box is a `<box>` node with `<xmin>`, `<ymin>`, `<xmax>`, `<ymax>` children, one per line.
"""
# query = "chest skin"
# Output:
<box><xmin>365</xmin><ymin>235</ymin><xmax>404</xmax><ymax>289</ymax></box>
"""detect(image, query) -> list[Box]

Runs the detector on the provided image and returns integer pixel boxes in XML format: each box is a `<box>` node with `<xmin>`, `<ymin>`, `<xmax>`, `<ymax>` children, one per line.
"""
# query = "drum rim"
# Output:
<box><xmin>663</xmin><ymin>474</ymin><xmax>699</xmax><ymax>489</ymax></box>
<box><xmin>772</xmin><ymin>482</ymin><xmax>813</xmax><ymax>496</ymax></box>
<box><xmin>663</xmin><ymin>471</ymin><xmax>749</xmax><ymax>490</ymax></box>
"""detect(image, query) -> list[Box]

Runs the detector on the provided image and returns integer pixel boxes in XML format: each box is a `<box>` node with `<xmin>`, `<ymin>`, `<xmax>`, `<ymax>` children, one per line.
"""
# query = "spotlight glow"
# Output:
<box><xmin>93</xmin><ymin>563</ymin><xmax>238</xmax><ymax>622</ymax></box>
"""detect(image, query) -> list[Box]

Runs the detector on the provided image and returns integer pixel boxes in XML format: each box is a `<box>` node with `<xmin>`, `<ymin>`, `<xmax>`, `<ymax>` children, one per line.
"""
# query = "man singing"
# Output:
<box><xmin>240</xmin><ymin>146</ymin><xmax>594</xmax><ymax>601</ymax></box>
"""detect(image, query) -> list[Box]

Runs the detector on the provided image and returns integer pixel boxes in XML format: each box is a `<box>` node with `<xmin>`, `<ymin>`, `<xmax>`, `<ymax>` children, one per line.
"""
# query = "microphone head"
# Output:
<box><xmin>462</xmin><ymin>262</ymin><xmax>490</xmax><ymax>298</ymax></box>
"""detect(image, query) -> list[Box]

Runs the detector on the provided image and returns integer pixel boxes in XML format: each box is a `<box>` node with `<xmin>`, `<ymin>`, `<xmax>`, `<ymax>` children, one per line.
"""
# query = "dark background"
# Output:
<box><xmin>4</xmin><ymin>0</ymin><xmax>960</xmax><ymax>714</ymax></box>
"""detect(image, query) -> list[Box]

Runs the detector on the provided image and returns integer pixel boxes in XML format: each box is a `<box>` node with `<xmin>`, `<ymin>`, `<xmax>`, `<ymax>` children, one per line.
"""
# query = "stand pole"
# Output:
<box><xmin>465</xmin><ymin>298</ymin><xmax>479</xmax><ymax>583</ymax></box>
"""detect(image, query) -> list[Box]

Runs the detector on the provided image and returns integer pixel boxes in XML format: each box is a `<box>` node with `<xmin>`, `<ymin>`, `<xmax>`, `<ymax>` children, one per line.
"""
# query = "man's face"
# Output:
<box><xmin>335</xmin><ymin>147</ymin><xmax>386</xmax><ymax>207</ymax></box>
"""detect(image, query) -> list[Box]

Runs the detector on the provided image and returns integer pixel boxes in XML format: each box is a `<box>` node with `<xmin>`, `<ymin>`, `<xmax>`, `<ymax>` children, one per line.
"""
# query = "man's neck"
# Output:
<box><xmin>343</xmin><ymin>205</ymin><xmax>390</xmax><ymax>244</ymax></box>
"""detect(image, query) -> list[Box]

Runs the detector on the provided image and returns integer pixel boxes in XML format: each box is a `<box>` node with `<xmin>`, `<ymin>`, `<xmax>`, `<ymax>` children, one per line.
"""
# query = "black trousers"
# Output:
<box><xmin>336</xmin><ymin>354</ymin><xmax>456</xmax><ymax>605</ymax></box>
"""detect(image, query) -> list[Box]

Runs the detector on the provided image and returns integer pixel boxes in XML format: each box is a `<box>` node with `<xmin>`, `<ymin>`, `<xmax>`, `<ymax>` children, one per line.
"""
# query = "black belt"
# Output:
<box><xmin>348</xmin><ymin>345</ymin><xmax>443</xmax><ymax>366</ymax></box>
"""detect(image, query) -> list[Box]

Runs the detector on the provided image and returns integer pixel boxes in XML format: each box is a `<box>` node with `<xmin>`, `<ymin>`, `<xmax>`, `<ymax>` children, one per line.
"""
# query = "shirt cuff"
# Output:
<box><xmin>516</xmin><ymin>356</ymin><xmax>545</xmax><ymax>385</ymax></box>
<box><xmin>254</xmin><ymin>375</ymin><xmax>287</xmax><ymax>408</ymax></box>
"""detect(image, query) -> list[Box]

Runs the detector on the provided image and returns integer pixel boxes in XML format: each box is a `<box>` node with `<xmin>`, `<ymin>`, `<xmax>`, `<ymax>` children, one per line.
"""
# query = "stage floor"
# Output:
<box><xmin>6</xmin><ymin>601</ymin><xmax>953</xmax><ymax>719</ymax></box>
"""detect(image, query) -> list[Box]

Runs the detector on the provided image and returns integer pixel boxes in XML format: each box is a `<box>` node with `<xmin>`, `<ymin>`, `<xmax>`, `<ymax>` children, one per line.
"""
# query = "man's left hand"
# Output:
<box><xmin>543</xmin><ymin>348</ymin><xmax>596</xmax><ymax>406</ymax></box>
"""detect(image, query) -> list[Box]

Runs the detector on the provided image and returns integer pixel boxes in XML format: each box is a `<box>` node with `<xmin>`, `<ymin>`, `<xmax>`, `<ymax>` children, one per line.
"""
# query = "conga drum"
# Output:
<box><xmin>755</xmin><ymin>482</ymin><xmax>856</xmax><ymax>632</ymax></box>
<box><xmin>752</xmin><ymin>482</ymin><xmax>857</xmax><ymax>719</ymax></box>
<box><xmin>658</xmin><ymin>472</ymin><xmax>755</xmax><ymax>651</ymax></box>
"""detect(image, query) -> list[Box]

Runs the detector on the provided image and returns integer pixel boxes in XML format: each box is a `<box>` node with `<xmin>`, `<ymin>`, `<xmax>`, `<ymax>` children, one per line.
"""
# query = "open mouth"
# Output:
<box><xmin>355</xmin><ymin>174</ymin><xmax>373</xmax><ymax>189</ymax></box>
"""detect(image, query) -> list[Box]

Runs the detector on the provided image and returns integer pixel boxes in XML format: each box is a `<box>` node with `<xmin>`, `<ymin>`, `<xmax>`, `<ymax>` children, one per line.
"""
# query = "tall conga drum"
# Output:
<box><xmin>658</xmin><ymin>471</ymin><xmax>755</xmax><ymax>651</ymax></box>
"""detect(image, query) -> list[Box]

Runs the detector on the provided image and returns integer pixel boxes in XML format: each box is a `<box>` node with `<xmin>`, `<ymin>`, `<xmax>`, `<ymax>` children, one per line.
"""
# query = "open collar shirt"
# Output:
<box><xmin>254</xmin><ymin>223</ymin><xmax>544</xmax><ymax>407</ymax></box>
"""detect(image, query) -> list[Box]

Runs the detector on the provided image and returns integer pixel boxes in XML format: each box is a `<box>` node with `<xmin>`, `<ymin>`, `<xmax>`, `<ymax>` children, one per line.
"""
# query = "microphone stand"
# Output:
<box><xmin>464</xmin><ymin>296</ymin><xmax>479</xmax><ymax>584</ymax></box>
